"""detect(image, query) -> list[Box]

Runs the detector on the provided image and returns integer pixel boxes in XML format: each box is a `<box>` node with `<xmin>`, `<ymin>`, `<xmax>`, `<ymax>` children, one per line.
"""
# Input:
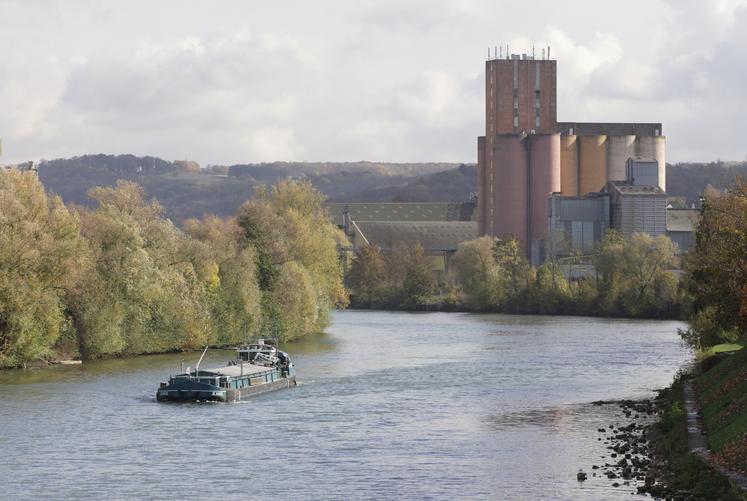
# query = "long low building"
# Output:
<box><xmin>666</xmin><ymin>209</ymin><xmax>700</xmax><ymax>253</ymax></box>
<box><xmin>348</xmin><ymin>220</ymin><xmax>478</xmax><ymax>275</ymax></box>
<box><xmin>327</xmin><ymin>201</ymin><xmax>478</xmax><ymax>277</ymax></box>
<box><xmin>326</xmin><ymin>202</ymin><xmax>474</xmax><ymax>223</ymax></box>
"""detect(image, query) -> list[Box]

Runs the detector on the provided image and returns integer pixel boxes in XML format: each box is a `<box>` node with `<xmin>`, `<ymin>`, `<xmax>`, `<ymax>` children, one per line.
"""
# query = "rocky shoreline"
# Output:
<box><xmin>584</xmin><ymin>386</ymin><xmax>744</xmax><ymax>500</ymax></box>
<box><xmin>583</xmin><ymin>398</ymin><xmax>668</xmax><ymax>497</ymax></box>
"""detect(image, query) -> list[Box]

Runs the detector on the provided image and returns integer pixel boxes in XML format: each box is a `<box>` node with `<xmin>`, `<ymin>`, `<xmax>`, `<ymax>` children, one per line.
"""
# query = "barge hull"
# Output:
<box><xmin>157</xmin><ymin>376</ymin><xmax>296</xmax><ymax>403</ymax></box>
<box><xmin>226</xmin><ymin>376</ymin><xmax>296</xmax><ymax>402</ymax></box>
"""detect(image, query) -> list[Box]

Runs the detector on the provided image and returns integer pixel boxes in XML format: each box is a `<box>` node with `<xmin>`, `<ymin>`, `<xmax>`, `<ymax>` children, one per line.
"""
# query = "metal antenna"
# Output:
<box><xmin>532</xmin><ymin>45</ymin><xmax>535</xmax><ymax>58</ymax></box>
<box><xmin>499</xmin><ymin>46</ymin><xmax>502</xmax><ymax>59</ymax></box>
<box><xmin>488</xmin><ymin>47</ymin><xmax>490</xmax><ymax>59</ymax></box>
<box><xmin>548</xmin><ymin>46</ymin><xmax>551</xmax><ymax>59</ymax></box>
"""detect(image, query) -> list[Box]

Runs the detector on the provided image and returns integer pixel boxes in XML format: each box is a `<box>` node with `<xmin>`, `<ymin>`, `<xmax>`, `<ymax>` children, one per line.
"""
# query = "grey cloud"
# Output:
<box><xmin>2</xmin><ymin>1</ymin><xmax>747</xmax><ymax>165</ymax></box>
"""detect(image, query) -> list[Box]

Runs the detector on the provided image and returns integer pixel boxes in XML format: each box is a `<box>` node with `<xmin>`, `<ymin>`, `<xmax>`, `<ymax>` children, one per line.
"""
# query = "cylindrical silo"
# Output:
<box><xmin>579</xmin><ymin>135</ymin><xmax>608</xmax><ymax>195</ymax></box>
<box><xmin>528</xmin><ymin>133</ymin><xmax>561</xmax><ymax>242</ymax></box>
<box><xmin>655</xmin><ymin>136</ymin><xmax>666</xmax><ymax>191</ymax></box>
<box><xmin>560</xmin><ymin>134</ymin><xmax>579</xmax><ymax>196</ymax></box>
<box><xmin>477</xmin><ymin>136</ymin><xmax>487</xmax><ymax>235</ymax></box>
<box><xmin>636</xmin><ymin>136</ymin><xmax>667</xmax><ymax>190</ymax></box>
<box><xmin>493</xmin><ymin>134</ymin><xmax>528</xmax><ymax>248</ymax></box>
<box><xmin>607</xmin><ymin>135</ymin><xmax>636</xmax><ymax>182</ymax></box>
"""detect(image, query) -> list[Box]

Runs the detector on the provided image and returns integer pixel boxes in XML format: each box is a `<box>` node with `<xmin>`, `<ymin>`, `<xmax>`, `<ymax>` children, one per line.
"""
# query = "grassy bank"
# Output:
<box><xmin>645</xmin><ymin>377</ymin><xmax>742</xmax><ymax>499</ymax></box>
<box><xmin>642</xmin><ymin>347</ymin><xmax>747</xmax><ymax>499</ymax></box>
<box><xmin>697</xmin><ymin>345</ymin><xmax>747</xmax><ymax>475</ymax></box>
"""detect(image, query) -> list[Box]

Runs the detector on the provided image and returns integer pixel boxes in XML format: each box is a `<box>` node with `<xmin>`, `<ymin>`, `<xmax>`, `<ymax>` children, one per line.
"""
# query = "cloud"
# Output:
<box><xmin>1</xmin><ymin>1</ymin><xmax>747</xmax><ymax>165</ymax></box>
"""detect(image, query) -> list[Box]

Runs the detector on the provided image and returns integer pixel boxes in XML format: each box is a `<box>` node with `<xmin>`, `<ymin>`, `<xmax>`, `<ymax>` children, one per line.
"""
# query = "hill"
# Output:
<box><xmin>37</xmin><ymin>154</ymin><xmax>747</xmax><ymax>225</ymax></box>
<box><xmin>38</xmin><ymin>155</ymin><xmax>472</xmax><ymax>223</ymax></box>
<box><xmin>667</xmin><ymin>161</ymin><xmax>747</xmax><ymax>205</ymax></box>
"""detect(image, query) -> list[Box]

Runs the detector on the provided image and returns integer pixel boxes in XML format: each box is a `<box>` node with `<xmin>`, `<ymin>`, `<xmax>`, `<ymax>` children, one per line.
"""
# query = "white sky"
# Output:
<box><xmin>1</xmin><ymin>0</ymin><xmax>746</xmax><ymax>165</ymax></box>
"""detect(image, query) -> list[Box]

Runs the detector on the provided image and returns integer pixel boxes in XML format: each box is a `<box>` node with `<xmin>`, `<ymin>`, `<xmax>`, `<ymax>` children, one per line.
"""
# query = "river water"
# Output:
<box><xmin>0</xmin><ymin>311</ymin><xmax>689</xmax><ymax>500</ymax></box>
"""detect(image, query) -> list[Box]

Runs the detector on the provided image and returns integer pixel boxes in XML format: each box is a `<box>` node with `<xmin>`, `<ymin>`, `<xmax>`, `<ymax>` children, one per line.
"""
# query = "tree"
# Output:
<box><xmin>69</xmin><ymin>181</ymin><xmax>211</xmax><ymax>358</ymax></box>
<box><xmin>0</xmin><ymin>169</ymin><xmax>86</xmax><ymax>368</ymax></box>
<box><xmin>528</xmin><ymin>262</ymin><xmax>572</xmax><ymax>314</ymax></box>
<box><xmin>451</xmin><ymin>236</ymin><xmax>504</xmax><ymax>310</ymax></box>
<box><xmin>493</xmin><ymin>237</ymin><xmax>532</xmax><ymax>299</ymax></box>
<box><xmin>682</xmin><ymin>178</ymin><xmax>747</xmax><ymax>348</ymax></box>
<box><xmin>593</xmin><ymin>231</ymin><xmax>678</xmax><ymax>317</ymax></box>
<box><xmin>184</xmin><ymin>215</ymin><xmax>262</xmax><ymax>344</ymax></box>
<box><xmin>347</xmin><ymin>245</ymin><xmax>389</xmax><ymax>307</ymax></box>
<box><xmin>236</xmin><ymin>179</ymin><xmax>348</xmax><ymax>340</ymax></box>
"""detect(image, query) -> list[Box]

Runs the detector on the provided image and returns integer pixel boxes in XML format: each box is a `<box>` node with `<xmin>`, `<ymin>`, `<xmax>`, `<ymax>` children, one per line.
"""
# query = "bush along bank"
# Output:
<box><xmin>0</xmin><ymin>171</ymin><xmax>347</xmax><ymax>369</ymax></box>
<box><xmin>347</xmin><ymin>232</ymin><xmax>684</xmax><ymax>320</ymax></box>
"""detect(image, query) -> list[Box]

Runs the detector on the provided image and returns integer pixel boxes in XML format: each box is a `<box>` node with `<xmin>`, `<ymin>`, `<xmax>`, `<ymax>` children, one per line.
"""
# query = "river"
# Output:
<box><xmin>0</xmin><ymin>310</ymin><xmax>690</xmax><ymax>500</ymax></box>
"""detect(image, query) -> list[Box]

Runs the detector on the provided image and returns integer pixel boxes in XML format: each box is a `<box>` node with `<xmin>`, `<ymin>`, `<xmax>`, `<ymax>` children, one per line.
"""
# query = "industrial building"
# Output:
<box><xmin>476</xmin><ymin>49</ymin><xmax>666</xmax><ymax>262</ymax></box>
<box><xmin>547</xmin><ymin>193</ymin><xmax>609</xmax><ymax>256</ymax></box>
<box><xmin>327</xmin><ymin>202</ymin><xmax>478</xmax><ymax>278</ymax></box>
<box><xmin>547</xmin><ymin>157</ymin><xmax>696</xmax><ymax>256</ymax></box>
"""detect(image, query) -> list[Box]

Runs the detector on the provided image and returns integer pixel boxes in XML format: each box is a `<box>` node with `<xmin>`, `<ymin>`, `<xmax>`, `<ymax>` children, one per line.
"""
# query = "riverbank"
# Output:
<box><xmin>348</xmin><ymin>299</ymin><xmax>684</xmax><ymax>321</ymax></box>
<box><xmin>590</xmin><ymin>348</ymin><xmax>747</xmax><ymax>500</ymax></box>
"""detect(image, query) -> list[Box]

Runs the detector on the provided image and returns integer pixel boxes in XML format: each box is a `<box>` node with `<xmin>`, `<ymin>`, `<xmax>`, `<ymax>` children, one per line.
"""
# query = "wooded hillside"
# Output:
<box><xmin>37</xmin><ymin>154</ymin><xmax>747</xmax><ymax>224</ymax></box>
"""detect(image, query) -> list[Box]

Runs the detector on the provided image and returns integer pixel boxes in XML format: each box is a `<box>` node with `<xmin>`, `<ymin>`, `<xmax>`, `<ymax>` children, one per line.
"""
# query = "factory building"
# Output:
<box><xmin>666</xmin><ymin>209</ymin><xmax>700</xmax><ymax>253</ymax></box>
<box><xmin>327</xmin><ymin>202</ymin><xmax>478</xmax><ymax>279</ymax></box>
<box><xmin>606</xmin><ymin>182</ymin><xmax>667</xmax><ymax>237</ymax></box>
<box><xmin>476</xmin><ymin>50</ymin><xmax>666</xmax><ymax>262</ymax></box>
<box><xmin>547</xmin><ymin>193</ymin><xmax>609</xmax><ymax>255</ymax></box>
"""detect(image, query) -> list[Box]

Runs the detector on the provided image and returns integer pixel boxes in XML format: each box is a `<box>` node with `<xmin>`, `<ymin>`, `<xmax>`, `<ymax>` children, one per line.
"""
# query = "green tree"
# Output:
<box><xmin>70</xmin><ymin>181</ymin><xmax>211</xmax><ymax>358</ymax></box>
<box><xmin>493</xmin><ymin>238</ymin><xmax>532</xmax><ymax>299</ymax></box>
<box><xmin>593</xmin><ymin>231</ymin><xmax>679</xmax><ymax>317</ymax></box>
<box><xmin>0</xmin><ymin>170</ymin><xmax>87</xmax><ymax>368</ymax></box>
<box><xmin>451</xmin><ymin>236</ymin><xmax>504</xmax><ymax>310</ymax></box>
<box><xmin>236</xmin><ymin>179</ymin><xmax>348</xmax><ymax>340</ymax></box>
<box><xmin>682</xmin><ymin>178</ymin><xmax>747</xmax><ymax>348</ymax></box>
<box><xmin>184</xmin><ymin>215</ymin><xmax>262</xmax><ymax>344</ymax></box>
<box><xmin>528</xmin><ymin>262</ymin><xmax>572</xmax><ymax>314</ymax></box>
<box><xmin>347</xmin><ymin>245</ymin><xmax>389</xmax><ymax>307</ymax></box>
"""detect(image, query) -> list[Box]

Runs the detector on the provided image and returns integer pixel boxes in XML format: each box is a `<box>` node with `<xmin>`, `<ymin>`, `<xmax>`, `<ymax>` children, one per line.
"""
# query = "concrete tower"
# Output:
<box><xmin>477</xmin><ymin>52</ymin><xmax>559</xmax><ymax>254</ymax></box>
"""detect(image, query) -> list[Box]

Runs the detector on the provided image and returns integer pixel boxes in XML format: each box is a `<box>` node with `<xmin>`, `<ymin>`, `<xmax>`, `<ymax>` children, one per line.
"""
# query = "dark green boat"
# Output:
<box><xmin>156</xmin><ymin>340</ymin><xmax>296</xmax><ymax>402</ymax></box>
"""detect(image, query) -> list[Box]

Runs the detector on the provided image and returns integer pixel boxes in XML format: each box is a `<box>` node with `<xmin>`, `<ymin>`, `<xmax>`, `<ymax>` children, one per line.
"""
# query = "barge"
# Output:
<box><xmin>156</xmin><ymin>340</ymin><xmax>296</xmax><ymax>402</ymax></box>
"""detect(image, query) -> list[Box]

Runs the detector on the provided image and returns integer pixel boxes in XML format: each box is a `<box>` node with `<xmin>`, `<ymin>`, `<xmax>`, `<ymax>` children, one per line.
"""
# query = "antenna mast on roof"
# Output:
<box><xmin>499</xmin><ymin>46</ymin><xmax>502</xmax><ymax>59</ymax></box>
<box><xmin>548</xmin><ymin>46</ymin><xmax>551</xmax><ymax>59</ymax></box>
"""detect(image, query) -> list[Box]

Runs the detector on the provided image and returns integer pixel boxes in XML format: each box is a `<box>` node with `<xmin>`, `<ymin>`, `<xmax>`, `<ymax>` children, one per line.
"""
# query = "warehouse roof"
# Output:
<box><xmin>666</xmin><ymin>209</ymin><xmax>700</xmax><ymax>232</ymax></box>
<box><xmin>353</xmin><ymin>221</ymin><xmax>478</xmax><ymax>252</ymax></box>
<box><xmin>606</xmin><ymin>181</ymin><xmax>664</xmax><ymax>195</ymax></box>
<box><xmin>326</xmin><ymin>202</ymin><xmax>472</xmax><ymax>222</ymax></box>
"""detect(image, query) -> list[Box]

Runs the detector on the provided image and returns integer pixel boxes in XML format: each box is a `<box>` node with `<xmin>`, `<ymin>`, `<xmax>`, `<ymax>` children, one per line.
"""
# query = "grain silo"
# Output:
<box><xmin>493</xmin><ymin>134</ymin><xmax>528</xmax><ymax>247</ymax></box>
<box><xmin>606</xmin><ymin>135</ymin><xmax>636</xmax><ymax>182</ymax></box>
<box><xmin>636</xmin><ymin>136</ymin><xmax>667</xmax><ymax>191</ymax></box>
<box><xmin>528</xmin><ymin>133</ymin><xmax>561</xmax><ymax>242</ymax></box>
<box><xmin>559</xmin><ymin>134</ymin><xmax>579</xmax><ymax>196</ymax></box>
<box><xmin>579</xmin><ymin>135</ymin><xmax>608</xmax><ymax>195</ymax></box>
<box><xmin>477</xmin><ymin>136</ymin><xmax>487</xmax><ymax>234</ymax></box>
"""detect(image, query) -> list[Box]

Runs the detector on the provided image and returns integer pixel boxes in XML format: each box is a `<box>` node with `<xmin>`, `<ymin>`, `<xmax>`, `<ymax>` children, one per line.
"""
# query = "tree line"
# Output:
<box><xmin>0</xmin><ymin>170</ymin><xmax>346</xmax><ymax>369</ymax></box>
<box><xmin>678</xmin><ymin>178</ymin><xmax>747</xmax><ymax>350</ymax></box>
<box><xmin>348</xmin><ymin>231</ymin><xmax>684</xmax><ymax>319</ymax></box>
